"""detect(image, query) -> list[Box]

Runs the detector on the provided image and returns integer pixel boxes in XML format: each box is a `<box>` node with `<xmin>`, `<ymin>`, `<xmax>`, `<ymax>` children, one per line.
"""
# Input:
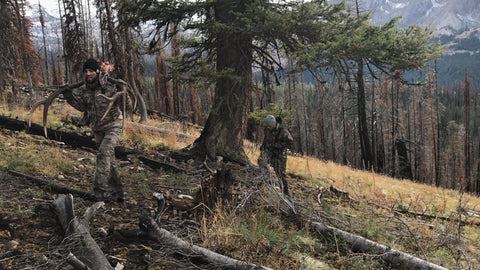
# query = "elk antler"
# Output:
<box><xmin>96</xmin><ymin>88</ymin><xmax>127</xmax><ymax>122</ymax></box>
<box><xmin>107</xmin><ymin>77</ymin><xmax>137</xmax><ymax>112</ymax></box>
<box><xmin>28</xmin><ymin>81</ymin><xmax>84</xmax><ymax>137</ymax></box>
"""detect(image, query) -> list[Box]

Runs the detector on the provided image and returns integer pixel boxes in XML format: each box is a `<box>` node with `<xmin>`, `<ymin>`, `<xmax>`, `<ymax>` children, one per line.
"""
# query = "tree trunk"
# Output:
<box><xmin>9</xmin><ymin>170</ymin><xmax>96</xmax><ymax>201</ymax></box>
<box><xmin>39</xmin><ymin>4</ymin><xmax>50</xmax><ymax>85</ymax></box>
<box><xmin>13</xmin><ymin>0</ymin><xmax>34</xmax><ymax>92</ymax></box>
<box><xmin>154</xmin><ymin>43</ymin><xmax>174</xmax><ymax>115</ymax></box>
<box><xmin>171</xmin><ymin>29</ymin><xmax>181</xmax><ymax>117</ymax></box>
<box><xmin>190</xmin><ymin>0</ymin><xmax>253</xmax><ymax>164</ymax></box>
<box><xmin>434</xmin><ymin>60</ymin><xmax>441</xmax><ymax>187</ymax></box>
<box><xmin>464</xmin><ymin>69</ymin><xmax>472</xmax><ymax>192</ymax></box>
<box><xmin>188</xmin><ymin>79</ymin><xmax>203</xmax><ymax>125</ymax></box>
<box><xmin>395</xmin><ymin>139</ymin><xmax>413</xmax><ymax>179</ymax></box>
<box><xmin>356</xmin><ymin>59</ymin><xmax>373</xmax><ymax>169</ymax></box>
<box><xmin>127</xmin><ymin>56</ymin><xmax>148</xmax><ymax>123</ymax></box>
<box><xmin>0</xmin><ymin>115</ymin><xmax>97</xmax><ymax>148</ymax></box>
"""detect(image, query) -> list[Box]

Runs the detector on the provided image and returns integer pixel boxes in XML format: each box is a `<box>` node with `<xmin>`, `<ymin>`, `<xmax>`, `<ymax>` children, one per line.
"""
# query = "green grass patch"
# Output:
<box><xmin>343</xmin><ymin>255</ymin><xmax>383</xmax><ymax>270</ymax></box>
<box><xmin>15</xmin><ymin>205</ymin><xmax>35</xmax><ymax>217</ymax></box>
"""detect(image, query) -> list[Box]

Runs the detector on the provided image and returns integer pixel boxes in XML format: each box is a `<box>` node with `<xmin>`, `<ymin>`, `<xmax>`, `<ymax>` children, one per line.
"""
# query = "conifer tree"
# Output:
<box><xmin>0</xmin><ymin>0</ymin><xmax>41</xmax><ymax>93</ymax></box>
<box><xmin>297</xmin><ymin>17</ymin><xmax>441</xmax><ymax>172</ymax></box>
<box><xmin>62</xmin><ymin>0</ymin><xmax>87</xmax><ymax>80</ymax></box>
<box><xmin>117</xmin><ymin>0</ymin><xmax>361</xmax><ymax>164</ymax></box>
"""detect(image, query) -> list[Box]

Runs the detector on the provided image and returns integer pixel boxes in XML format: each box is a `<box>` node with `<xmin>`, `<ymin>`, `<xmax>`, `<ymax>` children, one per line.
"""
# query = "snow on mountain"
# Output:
<box><xmin>342</xmin><ymin>0</ymin><xmax>480</xmax><ymax>35</ymax></box>
<box><xmin>28</xmin><ymin>4</ymin><xmax>62</xmax><ymax>53</ymax></box>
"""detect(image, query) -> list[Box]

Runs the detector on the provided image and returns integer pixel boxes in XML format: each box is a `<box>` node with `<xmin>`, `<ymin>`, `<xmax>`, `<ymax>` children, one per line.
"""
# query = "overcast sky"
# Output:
<box><xmin>28</xmin><ymin>0</ymin><xmax>60</xmax><ymax>16</ymax></box>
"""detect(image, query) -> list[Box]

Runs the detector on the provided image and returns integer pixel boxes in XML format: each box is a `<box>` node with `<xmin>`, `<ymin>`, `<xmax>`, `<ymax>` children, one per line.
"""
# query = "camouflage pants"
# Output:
<box><xmin>258</xmin><ymin>150</ymin><xmax>289</xmax><ymax>196</ymax></box>
<box><xmin>94</xmin><ymin>127</ymin><xmax>124</xmax><ymax>200</ymax></box>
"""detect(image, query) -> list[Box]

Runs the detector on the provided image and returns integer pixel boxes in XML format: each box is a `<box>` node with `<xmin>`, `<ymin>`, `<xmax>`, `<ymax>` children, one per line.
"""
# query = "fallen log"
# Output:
<box><xmin>116</xmin><ymin>215</ymin><xmax>273</xmax><ymax>270</ymax></box>
<box><xmin>8</xmin><ymin>170</ymin><xmax>96</xmax><ymax>201</ymax></box>
<box><xmin>0</xmin><ymin>115</ymin><xmax>96</xmax><ymax>149</ymax></box>
<box><xmin>53</xmin><ymin>194</ymin><xmax>114</xmax><ymax>270</ymax></box>
<box><xmin>139</xmin><ymin>156</ymin><xmax>186</xmax><ymax>173</ymax></box>
<box><xmin>0</xmin><ymin>115</ymin><xmax>140</xmax><ymax>160</ymax></box>
<box><xmin>124</xmin><ymin>121</ymin><xmax>196</xmax><ymax>142</ymax></box>
<box><xmin>311</xmin><ymin>221</ymin><xmax>448</xmax><ymax>270</ymax></box>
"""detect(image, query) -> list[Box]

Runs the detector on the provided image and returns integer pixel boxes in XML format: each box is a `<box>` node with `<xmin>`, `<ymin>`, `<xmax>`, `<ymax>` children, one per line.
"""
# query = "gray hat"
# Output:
<box><xmin>265</xmin><ymin>115</ymin><xmax>276</xmax><ymax>127</ymax></box>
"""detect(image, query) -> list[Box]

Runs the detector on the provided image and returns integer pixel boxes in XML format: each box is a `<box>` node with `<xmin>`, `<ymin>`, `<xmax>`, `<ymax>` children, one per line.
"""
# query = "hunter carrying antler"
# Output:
<box><xmin>29</xmin><ymin>58</ymin><xmax>132</xmax><ymax>205</ymax></box>
<box><xmin>63</xmin><ymin>58</ymin><xmax>130</xmax><ymax>204</ymax></box>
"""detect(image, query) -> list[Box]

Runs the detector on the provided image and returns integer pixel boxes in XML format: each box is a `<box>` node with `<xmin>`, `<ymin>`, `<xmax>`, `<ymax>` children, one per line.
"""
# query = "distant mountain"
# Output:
<box><xmin>339</xmin><ymin>0</ymin><xmax>480</xmax><ymax>86</ymax></box>
<box><xmin>28</xmin><ymin>5</ymin><xmax>62</xmax><ymax>53</ymax></box>
<box><xmin>349</xmin><ymin>0</ymin><xmax>480</xmax><ymax>34</ymax></box>
<box><xmin>27</xmin><ymin>1</ymin><xmax>480</xmax><ymax>86</ymax></box>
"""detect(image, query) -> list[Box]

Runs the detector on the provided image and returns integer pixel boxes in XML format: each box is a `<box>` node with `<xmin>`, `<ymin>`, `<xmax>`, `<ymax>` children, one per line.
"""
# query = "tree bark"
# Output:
<box><xmin>189</xmin><ymin>0</ymin><xmax>253</xmax><ymax>165</ymax></box>
<box><xmin>356</xmin><ymin>59</ymin><xmax>373</xmax><ymax>170</ymax></box>
<box><xmin>311</xmin><ymin>221</ymin><xmax>448</xmax><ymax>270</ymax></box>
<box><xmin>117</xmin><ymin>215</ymin><xmax>273</xmax><ymax>270</ymax></box>
<box><xmin>53</xmin><ymin>194</ymin><xmax>114</xmax><ymax>270</ymax></box>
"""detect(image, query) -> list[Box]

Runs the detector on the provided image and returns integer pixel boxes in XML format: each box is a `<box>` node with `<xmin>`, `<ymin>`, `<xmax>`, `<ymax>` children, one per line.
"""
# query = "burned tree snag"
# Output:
<box><xmin>195</xmin><ymin>164</ymin><xmax>234</xmax><ymax>209</ymax></box>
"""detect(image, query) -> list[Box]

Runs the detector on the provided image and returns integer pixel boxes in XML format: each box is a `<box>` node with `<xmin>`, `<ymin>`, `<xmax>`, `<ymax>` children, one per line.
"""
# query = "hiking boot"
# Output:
<box><xmin>111</xmin><ymin>192</ymin><xmax>129</xmax><ymax>209</ymax></box>
<box><xmin>94</xmin><ymin>191</ymin><xmax>107</xmax><ymax>202</ymax></box>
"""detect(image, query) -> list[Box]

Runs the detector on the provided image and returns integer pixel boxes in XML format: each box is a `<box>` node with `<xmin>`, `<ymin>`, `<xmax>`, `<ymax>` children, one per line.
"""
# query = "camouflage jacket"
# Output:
<box><xmin>260</xmin><ymin>125</ymin><xmax>293</xmax><ymax>156</ymax></box>
<box><xmin>64</xmin><ymin>79</ymin><xmax>125</xmax><ymax>132</ymax></box>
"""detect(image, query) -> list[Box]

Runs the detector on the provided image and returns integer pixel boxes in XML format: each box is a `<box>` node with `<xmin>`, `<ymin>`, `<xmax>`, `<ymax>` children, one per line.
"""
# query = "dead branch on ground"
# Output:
<box><xmin>53</xmin><ymin>194</ymin><xmax>118</xmax><ymax>270</ymax></box>
<box><xmin>8</xmin><ymin>170</ymin><xmax>96</xmax><ymax>201</ymax></box>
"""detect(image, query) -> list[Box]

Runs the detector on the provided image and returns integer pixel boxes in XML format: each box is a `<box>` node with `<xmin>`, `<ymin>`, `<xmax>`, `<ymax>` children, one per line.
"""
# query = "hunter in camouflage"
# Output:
<box><xmin>63</xmin><ymin>58</ymin><xmax>127</xmax><ymax>204</ymax></box>
<box><xmin>258</xmin><ymin>115</ymin><xmax>293</xmax><ymax>196</ymax></box>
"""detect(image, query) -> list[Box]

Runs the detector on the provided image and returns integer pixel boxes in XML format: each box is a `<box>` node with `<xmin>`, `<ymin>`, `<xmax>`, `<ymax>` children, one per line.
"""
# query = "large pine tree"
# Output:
<box><xmin>117</xmin><ymin>0</ymin><xmax>362</xmax><ymax>164</ymax></box>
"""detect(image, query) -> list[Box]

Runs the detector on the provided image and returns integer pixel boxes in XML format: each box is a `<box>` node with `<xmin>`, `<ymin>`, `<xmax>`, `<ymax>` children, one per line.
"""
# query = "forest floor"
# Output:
<box><xmin>1</xmin><ymin>95</ymin><xmax>480</xmax><ymax>269</ymax></box>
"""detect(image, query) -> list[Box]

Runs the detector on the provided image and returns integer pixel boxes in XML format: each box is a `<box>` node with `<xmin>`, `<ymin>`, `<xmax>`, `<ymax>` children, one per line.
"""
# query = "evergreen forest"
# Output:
<box><xmin>1</xmin><ymin>0</ymin><xmax>480</xmax><ymax>269</ymax></box>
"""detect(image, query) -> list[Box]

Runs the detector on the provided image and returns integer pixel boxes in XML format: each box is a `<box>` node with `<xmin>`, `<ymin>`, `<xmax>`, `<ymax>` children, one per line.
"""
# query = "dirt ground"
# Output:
<box><xmin>0</xmin><ymin>125</ymin><xmax>218</xmax><ymax>269</ymax></box>
<box><xmin>0</xmin><ymin>123</ymin><xmax>311</xmax><ymax>269</ymax></box>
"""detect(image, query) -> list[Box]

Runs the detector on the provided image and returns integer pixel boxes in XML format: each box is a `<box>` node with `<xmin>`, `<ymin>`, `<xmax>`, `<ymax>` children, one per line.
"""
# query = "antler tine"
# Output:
<box><xmin>28</xmin><ymin>81</ymin><xmax>83</xmax><ymax>137</ymax></box>
<box><xmin>107</xmin><ymin>77</ymin><xmax>137</xmax><ymax>112</ymax></box>
<box><xmin>96</xmin><ymin>90</ymin><xmax>127</xmax><ymax>122</ymax></box>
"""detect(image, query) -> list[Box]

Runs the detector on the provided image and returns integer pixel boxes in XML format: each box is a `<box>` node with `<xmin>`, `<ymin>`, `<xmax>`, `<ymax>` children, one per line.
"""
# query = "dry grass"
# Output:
<box><xmin>0</xmin><ymin>133</ymin><xmax>75</xmax><ymax>177</ymax></box>
<box><xmin>4</xmin><ymin>98</ymin><xmax>480</xmax><ymax>217</ymax></box>
<box><xmin>244</xmin><ymin>134</ymin><xmax>479</xmax><ymax>216</ymax></box>
<box><xmin>2</xmin><ymin>98</ymin><xmax>480</xmax><ymax>269</ymax></box>
<box><xmin>286</xmin><ymin>155</ymin><xmax>480</xmax><ymax>215</ymax></box>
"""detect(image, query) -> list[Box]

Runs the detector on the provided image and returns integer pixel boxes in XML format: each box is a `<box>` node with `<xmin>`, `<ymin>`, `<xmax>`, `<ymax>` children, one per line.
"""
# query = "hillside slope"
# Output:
<box><xmin>0</xmin><ymin>102</ymin><xmax>479</xmax><ymax>269</ymax></box>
